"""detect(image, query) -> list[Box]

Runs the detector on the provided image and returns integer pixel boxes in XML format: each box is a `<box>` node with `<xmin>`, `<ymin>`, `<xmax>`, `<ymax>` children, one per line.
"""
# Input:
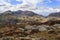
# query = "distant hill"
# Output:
<box><xmin>0</xmin><ymin>10</ymin><xmax>43</xmax><ymax>17</ymax></box>
<box><xmin>0</xmin><ymin>10</ymin><xmax>43</xmax><ymax>23</ymax></box>
<box><xmin>48</xmin><ymin>12</ymin><xmax>60</xmax><ymax>17</ymax></box>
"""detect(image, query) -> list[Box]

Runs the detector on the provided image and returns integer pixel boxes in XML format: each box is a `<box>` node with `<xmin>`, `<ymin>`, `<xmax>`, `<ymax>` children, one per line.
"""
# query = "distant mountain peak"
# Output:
<box><xmin>0</xmin><ymin>10</ymin><xmax>43</xmax><ymax>17</ymax></box>
<box><xmin>48</xmin><ymin>12</ymin><xmax>60</xmax><ymax>17</ymax></box>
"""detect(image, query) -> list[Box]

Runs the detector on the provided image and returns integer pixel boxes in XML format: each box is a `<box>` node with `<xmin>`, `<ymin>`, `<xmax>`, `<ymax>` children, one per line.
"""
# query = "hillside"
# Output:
<box><xmin>0</xmin><ymin>11</ymin><xmax>60</xmax><ymax>40</ymax></box>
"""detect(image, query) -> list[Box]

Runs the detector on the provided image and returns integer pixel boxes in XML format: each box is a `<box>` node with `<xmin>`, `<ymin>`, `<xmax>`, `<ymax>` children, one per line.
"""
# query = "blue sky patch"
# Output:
<box><xmin>8</xmin><ymin>0</ymin><xmax>23</xmax><ymax>5</ymax></box>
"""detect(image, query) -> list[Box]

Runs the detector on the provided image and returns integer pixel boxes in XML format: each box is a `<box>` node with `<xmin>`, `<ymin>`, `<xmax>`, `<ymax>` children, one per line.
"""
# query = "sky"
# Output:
<box><xmin>0</xmin><ymin>0</ymin><xmax>60</xmax><ymax>16</ymax></box>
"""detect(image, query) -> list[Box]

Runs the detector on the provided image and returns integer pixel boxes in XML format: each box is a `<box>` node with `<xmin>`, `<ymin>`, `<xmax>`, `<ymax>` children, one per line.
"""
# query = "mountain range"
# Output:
<box><xmin>48</xmin><ymin>12</ymin><xmax>60</xmax><ymax>17</ymax></box>
<box><xmin>0</xmin><ymin>10</ymin><xmax>42</xmax><ymax>16</ymax></box>
<box><xmin>0</xmin><ymin>10</ymin><xmax>60</xmax><ymax>17</ymax></box>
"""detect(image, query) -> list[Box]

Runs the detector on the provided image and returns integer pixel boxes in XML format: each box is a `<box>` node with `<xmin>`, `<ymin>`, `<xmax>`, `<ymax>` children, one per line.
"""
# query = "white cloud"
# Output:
<box><xmin>16</xmin><ymin>0</ymin><xmax>45</xmax><ymax>8</ymax></box>
<box><xmin>0</xmin><ymin>0</ymin><xmax>60</xmax><ymax>16</ymax></box>
<box><xmin>0</xmin><ymin>0</ymin><xmax>11</xmax><ymax>6</ymax></box>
